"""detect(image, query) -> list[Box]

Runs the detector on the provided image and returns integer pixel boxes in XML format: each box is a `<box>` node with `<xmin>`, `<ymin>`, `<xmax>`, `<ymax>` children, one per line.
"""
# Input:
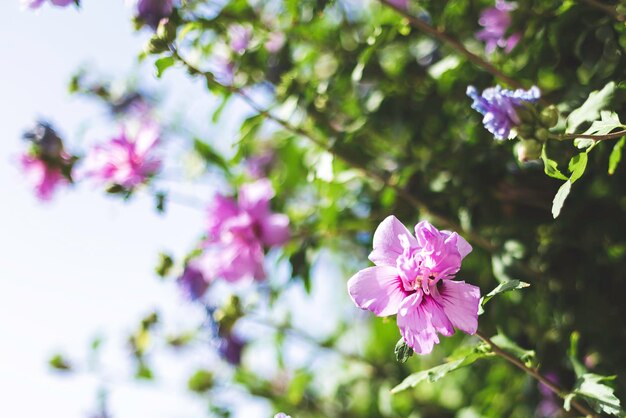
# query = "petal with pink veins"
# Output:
<box><xmin>347</xmin><ymin>265</ymin><xmax>408</xmax><ymax>317</ymax></box>
<box><xmin>432</xmin><ymin>280</ymin><xmax>480</xmax><ymax>335</ymax></box>
<box><xmin>369</xmin><ymin>215</ymin><xmax>417</xmax><ymax>267</ymax></box>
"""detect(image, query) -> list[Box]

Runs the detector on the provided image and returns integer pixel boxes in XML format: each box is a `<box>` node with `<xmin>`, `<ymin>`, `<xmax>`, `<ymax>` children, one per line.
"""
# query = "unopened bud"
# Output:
<box><xmin>539</xmin><ymin>105</ymin><xmax>559</xmax><ymax>128</ymax></box>
<box><xmin>156</xmin><ymin>18</ymin><xmax>176</xmax><ymax>44</ymax></box>
<box><xmin>516</xmin><ymin>106</ymin><xmax>535</xmax><ymax>124</ymax></box>
<box><xmin>536</xmin><ymin>128</ymin><xmax>550</xmax><ymax>142</ymax></box>
<box><xmin>515</xmin><ymin>139</ymin><xmax>542</xmax><ymax>162</ymax></box>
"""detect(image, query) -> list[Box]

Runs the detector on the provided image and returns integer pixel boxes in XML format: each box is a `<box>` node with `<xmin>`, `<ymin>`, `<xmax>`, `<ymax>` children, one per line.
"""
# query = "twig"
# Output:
<box><xmin>476</xmin><ymin>331</ymin><xmax>597</xmax><ymax>418</ymax></box>
<box><xmin>170</xmin><ymin>47</ymin><xmax>497</xmax><ymax>253</ymax></box>
<box><xmin>378</xmin><ymin>0</ymin><xmax>525</xmax><ymax>90</ymax></box>
<box><xmin>578</xmin><ymin>0</ymin><xmax>625</xmax><ymax>21</ymax></box>
<box><xmin>558</xmin><ymin>129</ymin><xmax>626</xmax><ymax>141</ymax></box>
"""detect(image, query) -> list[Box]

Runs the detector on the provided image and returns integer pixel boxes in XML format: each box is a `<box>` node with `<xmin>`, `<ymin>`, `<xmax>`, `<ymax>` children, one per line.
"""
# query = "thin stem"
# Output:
<box><xmin>578</xmin><ymin>0</ymin><xmax>625</xmax><ymax>21</ymax></box>
<box><xmin>558</xmin><ymin>129</ymin><xmax>626</xmax><ymax>141</ymax></box>
<box><xmin>170</xmin><ymin>48</ymin><xmax>496</xmax><ymax>253</ymax></box>
<box><xmin>378</xmin><ymin>0</ymin><xmax>525</xmax><ymax>90</ymax></box>
<box><xmin>476</xmin><ymin>331</ymin><xmax>597</xmax><ymax>418</ymax></box>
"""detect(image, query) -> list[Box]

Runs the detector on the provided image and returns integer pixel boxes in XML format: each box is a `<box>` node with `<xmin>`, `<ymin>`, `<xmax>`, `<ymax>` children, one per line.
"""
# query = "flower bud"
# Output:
<box><xmin>156</xmin><ymin>18</ymin><xmax>177</xmax><ymax>44</ymax></box>
<box><xmin>515</xmin><ymin>124</ymin><xmax>534</xmax><ymax>139</ymax></box>
<box><xmin>23</xmin><ymin>121</ymin><xmax>64</xmax><ymax>159</ymax></box>
<box><xmin>535</xmin><ymin>128</ymin><xmax>550</xmax><ymax>142</ymax></box>
<box><xmin>539</xmin><ymin>105</ymin><xmax>559</xmax><ymax>128</ymax></box>
<box><xmin>515</xmin><ymin>139</ymin><xmax>542</xmax><ymax>162</ymax></box>
<box><xmin>515</xmin><ymin>105</ymin><xmax>535</xmax><ymax>124</ymax></box>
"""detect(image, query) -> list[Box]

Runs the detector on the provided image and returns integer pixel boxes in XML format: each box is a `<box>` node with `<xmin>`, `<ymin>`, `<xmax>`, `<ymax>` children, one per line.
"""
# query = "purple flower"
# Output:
<box><xmin>20</xmin><ymin>154</ymin><xmax>69</xmax><ymax>201</ymax></box>
<box><xmin>386</xmin><ymin>0</ymin><xmax>408</xmax><ymax>9</ymax></box>
<box><xmin>203</xmin><ymin>179</ymin><xmax>290</xmax><ymax>282</ymax></box>
<box><xmin>135</xmin><ymin>0</ymin><xmax>173</xmax><ymax>29</ymax></box>
<box><xmin>218</xmin><ymin>334</ymin><xmax>245</xmax><ymax>365</ymax></box>
<box><xmin>22</xmin><ymin>0</ymin><xmax>75</xmax><ymax>9</ymax></box>
<box><xmin>246</xmin><ymin>152</ymin><xmax>274</xmax><ymax>178</ymax></box>
<box><xmin>347</xmin><ymin>216</ymin><xmax>480</xmax><ymax>354</ymax></box>
<box><xmin>177</xmin><ymin>265</ymin><xmax>210</xmax><ymax>301</ymax></box>
<box><xmin>476</xmin><ymin>0</ymin><xmax>521</xmax><ymax>54</ymax></box>
<box><xmin>466</xmin><ymin>85</ymin><xmax>540</xmax><ymax>140</ymax></box>
<box><xmin>228</xmin><ymin>24</ymin><xmax>252</xmax><ymax>54</ymax></box>
<box><xmin>83</xmin><ymin>121</ymin><xmax>161</xmax><ymax>190</ymax></box>
<box><xmin>536</xmin><ymin>373</ymin><xmax>561</xmax><ymax>417</ymax></box>
<box><xmin>274</xmin><ymin>414</ymin><xmax>292</xmax><ymax>418</ymax></box>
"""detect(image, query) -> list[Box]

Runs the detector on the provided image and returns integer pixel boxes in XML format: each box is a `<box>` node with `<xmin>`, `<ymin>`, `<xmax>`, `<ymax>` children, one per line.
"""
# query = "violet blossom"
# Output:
<box><xmin>134</xmin><ymin>0</ymin><xmax>173</xmax><ymax>29</ymax></box>
<box><xmin>347</xmin><ymin>216</ymin><xmax>480</xmax><ymax>354</ymax></box>
<box><xmin>476</xmin><ymin>0</ymin><xmax>521</xmax><ymax>54</ymax></box>
<box><xmin>217</xmin><ymin>333</ymin><xmax>245</xmax><ymax>365</ymax></box>
<box><xmin>467</xmin><ymin>84</ymin><xmax>540</xmax><ymax>140</ymax></box>
<box><xmin>177</xmin><ymin>265</ymin><xmax>210</xmax><ymax>301</ymax></box>
<box><xmin>203</xmin><ymin>179</ymin><xmax>290</xmax><ymax>282</ymax></box>
<box><xmin>22</xmin><ymin>0</ymin><xmax>75</xmax><ymax>9</ymax></box>
<box><xmin>265</xmin><ymin>32</ymin><xmax>286</xmax><ymax>54</ymax></box>
<box><xmin>83</xmin><ymin>121</ymin><xmax>162</xmax><ymax>190</ymax></box>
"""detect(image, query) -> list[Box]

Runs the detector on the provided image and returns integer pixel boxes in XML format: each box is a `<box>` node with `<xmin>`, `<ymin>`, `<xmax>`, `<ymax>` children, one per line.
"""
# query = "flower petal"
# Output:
<box><xmin>347</xmin><ymin>265</ymin><xmax>408</xmax><ymax>317</ymax></box>
<box><xmin>260</xmin><ymin>213</ymin><xmax>290</xmax><ymax>246</ymax></box>
<box><xmin>369</xmin><ymin>216</ymin><xmax>417</xmax><ymax>267</ymax></box>
<box><xmin>238</xmin><ymin>178</ymin><xmax>274</xmax><ymax>218</ymax></box>
<box><xmin>397</xmin><ymin>293</ymin><xmax>455</xmax><ymax>354</ymax></box>
<box><xmin>433</xmin><ymin>280</ymin><xmax>480</xmax><ymax>335</ymax></box>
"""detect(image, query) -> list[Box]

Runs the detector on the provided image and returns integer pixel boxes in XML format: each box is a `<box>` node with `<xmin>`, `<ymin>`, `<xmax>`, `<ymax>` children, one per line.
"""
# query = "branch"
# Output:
<box><xmin>558</xmin><ymin>129</ymin><xmax>626</xmax><ymax>141</ymax></box>
<box><xmin>169</xmin><ymin>47</ymin><xmax>497</xmax><ymax>253</ymax></box>
<box><xmin>476</xmin><ymin>331</ymin><xmax>598</xmax><ymax>418</ymax></box>
<box><xmin>578</xmin><ymin>0</ymin><xmax>625</xmax><ymax>21</ymax></box>
<box><xmin>378</xmin><ymin>0</ymin><xmax>525</xmax><ymax>90</ymax></box>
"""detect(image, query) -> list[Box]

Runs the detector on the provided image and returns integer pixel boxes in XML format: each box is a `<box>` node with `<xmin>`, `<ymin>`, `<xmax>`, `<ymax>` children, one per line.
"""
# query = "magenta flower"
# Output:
<box><xmin>204</xmin><ymin>179</ymin><xmax>290</xmax><ymax>282</ymax></box>
<box><xmin>20</xmin><ymin>154</ymin><xmax>69</xmax><ymax>201</ymax></box>
<box><xmin>83</xmin><ymin>121</ymin><xmax>161</xmax><ymax>190</ymax></box>
<box><xmin>476</xmin><ymin>0</ymin><xmax>521</xmax><ymax>54</ymax></box>
<box><xmin>135</xmin><ymin>0</ymin><xmax>174</xmax><ymax>29</ymax></box>
<box><xmin>347</xmin><ymin>216</ymin><xmax>480</xmax><ymax>354</ymax></box>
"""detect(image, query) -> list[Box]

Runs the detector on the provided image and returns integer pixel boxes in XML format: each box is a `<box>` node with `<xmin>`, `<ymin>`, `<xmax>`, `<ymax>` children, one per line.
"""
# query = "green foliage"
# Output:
<box><xmin>48</xmin><ymin>354</ymin><xmax>72</xmax><ymax>371</ymax></box>
<box><xmin>566</xmin><ymin>82</ymin><xmax>616</xmax><ymax>133</ymax></box>
<box><xmin>564</xmin><ymin>374</ymin><xmax>623</xmax><ymax>416</ymax></box>
<box><xmin>188</xmin><ymin>370</ymin><xmax>214</xmax><ymax>393</ymax></box>
<box><xmin>479</xmin><ymin>280</ymin><xmax>530</xmax><ymax>314</ymax></box>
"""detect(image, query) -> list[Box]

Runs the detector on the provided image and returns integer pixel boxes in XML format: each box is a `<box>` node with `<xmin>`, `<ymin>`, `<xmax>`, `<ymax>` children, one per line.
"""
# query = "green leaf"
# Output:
<box><xmin>568</xmin><ymin>331</ymin><xmax>586</xmax><ymax>378</ymax></box>
<box><xmin>568</xmin><ymin>153</ymin><xmax>588</xmax><ymax>184</ymax></box>
<box><xmin>154</xmin><ymin>55</ymin><xmax>175</xmax><ymax>78</ymax></box>
<box><xmin>479</xmin><ymin>280</ymin><xmax>530</xmax><ymax>312</ymax></box>
<box><xmin>552</xmin><ymin>180</ymin><xmax>572</xmax><ymax>218</ymax></box>
<box><xmin>394</xmin><ymin>338</ymin><xmax>414</xmax><ymax>363</ymax></box>
<box><xmin>490</xmin><ymin>333</ymin><xmax>535</xmax><ymax>364</ymax></box>
<box><xmin>49</xmin><ymin>354</ymin><xmax>72</xmax><ymax>371</ymax></box>
<box><xmin>566</xmin><ymin>82</ymin><xmax>616</xmax><ymax>133</ymax></box>
<box><xmin>575</xmin><ymin>112</ymin><xmax>623</xmax><ymax>148</ymax></box>
<box><xmin>564</xmin><ymin>373</ymin><xmax>623</xmax><ymax>416</ymax></box>
<box><xmin>608</xmin><ymin>136</ymin><xmax>625</xmax><ymax>175</ymax></box>
<box><xmin>135</xmin><ymin>361</ymin><xmax>154</xmax><ymax>380</ymax></box>
<box><xmin>154</xmin><ymin>252</ymin><xmax>174</xmax><ymax>278</ymax></box>
<box><xmin>193</xmin><ymin>138</ymin><xmax>229</xmax><ymax>173</ymax></box>
<box><xmin>391</xmin><ymin>348</ymin><xmax>492</xmax><ymax>394</ymax></box>
<box><xmin>188</xmin><ymin>369</ymin><xmax>214</xmax><ymax>393</ymax></box>
<box><xmin>541</xmin><ymin>145</ymin><xmax>568</xmax><ymax>180</ymax></box>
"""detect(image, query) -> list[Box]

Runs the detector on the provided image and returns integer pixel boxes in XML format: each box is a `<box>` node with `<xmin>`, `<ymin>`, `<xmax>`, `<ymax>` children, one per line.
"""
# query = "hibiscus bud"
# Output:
<box><xmin>213</xmin><ymin>295</ymin><xmax>243</xmax><ymax>334</ymax></box>
<box><xmin>535</xmin><ymin>127</ymin><xmax>550</xmax><ymax>142</ymax></box>
<box><xmin>515</xmin><ymin>124</ymin><xmax>534</xmax><ymax>139</ymax></box>
<box><xmin>23</xmin><ymin>121</ymin><xmax>64</xmax><ymax>159</ymax></box>
<box><xmin>156</xmin><ymin>18</ymin><xmax>177</xmax><ymax>43</ymax></box>
<box><xmin>515</xmin><ymin>105</ymin><xmax>535</xmax><ymax>124</ymax></box>
<box><xmin>145</xmin><ymin>36</ymin><xmax>170</xmax><ymax>54</ymax></box>
<box><xmin>539</xmin><ymin>105</ymin><xmax>559</xmax><ymax>128</ymax></box>
<box><xmin>515</xmin><ymin>139</ymin><xmax>542</xmax><ymax>162</ymax></box>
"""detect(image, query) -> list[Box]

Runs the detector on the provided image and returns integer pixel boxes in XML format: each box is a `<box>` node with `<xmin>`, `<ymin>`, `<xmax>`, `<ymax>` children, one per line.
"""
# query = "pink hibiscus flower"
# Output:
<box><xmin>347</xmin><ymin>216</ymin><xmax>480</xmax><ymax>354</ymax></box>
<box><xmin>476</xmin><ymin>0</ymin><xmax>521</xmax><ymax>54</ymax></box>
<box><xmin>204</xmin><ymin>179</ymin><xmax>290</xmax><ymax>282</ymax></box>
<box><xmin>20</xmin><ymin>153</ymin><xmax>69</xmax><ymax>201</ymax></box>
<box><xmin>83</xmin><ymin>121</ymin><xmax>161</xmax><ymax>190</ymax></box>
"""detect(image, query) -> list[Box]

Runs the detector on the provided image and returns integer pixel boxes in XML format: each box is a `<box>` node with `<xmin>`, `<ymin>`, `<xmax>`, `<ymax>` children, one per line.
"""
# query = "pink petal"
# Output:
<box><xmin>347</xmin><ymin>265</ymin><xmax>408</xmax><ymax>317</ymax></box>
<box><xmin>432</xmin><ymin>280</ymin><xmax>480</xmax><ymax>335</ymax></box>
<box><xmin>397</xmin><ymin>292</ymin><xmax>451</xmax><ymax>355</ymax></box>
<box><xmin>369</xmin><ymin>215</ymin><xmax>417</xmax><ymax>267</ymax></box>
<box><xmin>238</xmin><ymin>178</ymin><xmax>274</xmax><ymax>218</ymax></box>
<box><xmin>260</xmin><ymin>213</ymin><xmax>290</xmax><ymax>246</ymax></box>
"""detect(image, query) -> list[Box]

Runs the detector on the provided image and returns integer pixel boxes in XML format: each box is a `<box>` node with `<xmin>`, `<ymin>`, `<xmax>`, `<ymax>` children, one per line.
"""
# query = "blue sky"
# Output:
<box><xmin>0</xmin><ymin>1</ymin><xmax>216</xmax><ymax>416</ymax></box>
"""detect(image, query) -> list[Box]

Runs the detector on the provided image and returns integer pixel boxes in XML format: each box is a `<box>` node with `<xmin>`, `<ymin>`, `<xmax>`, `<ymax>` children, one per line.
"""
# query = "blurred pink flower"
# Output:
<box><xmin>265</xmin><ymin>32</ymin><xmax>285</xmax><ymax>54</ymax></box>
<box><xmin>177</xmin><ymin>264</ymin><xmax>210</xmax><ymax>301</ymax></box>
<box><xmin>83</xmin><ymin>121</ymin><xmax>161</xmax><ymax>190</ymax></box>
<box><xmin>203</xmin><ymin>179</ymin><xmax>290</xmax><ymax>282</ymax></box>
<box><xmin>476</xmin><ymin>0</ymin><xmax>521</xmax><ymax>54</ymax></box>
<box><xmin>347</xmin><ymin>216</ymin><xmax>480</xmax><ymax>354</ymax></box>
<box><xmin>22</xmin><ymin>0</ymin><xmax>74</xmax><ymax>9</ymax></box>
<box><xmin>20</xmin><ymin>153</ymin><xmax>69</xmax><ymax>201</ymax></box>
<box><xmin>229</xmin><ymin>24</ymin><xmax>252</xmax><ymax>54</ymax></box>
